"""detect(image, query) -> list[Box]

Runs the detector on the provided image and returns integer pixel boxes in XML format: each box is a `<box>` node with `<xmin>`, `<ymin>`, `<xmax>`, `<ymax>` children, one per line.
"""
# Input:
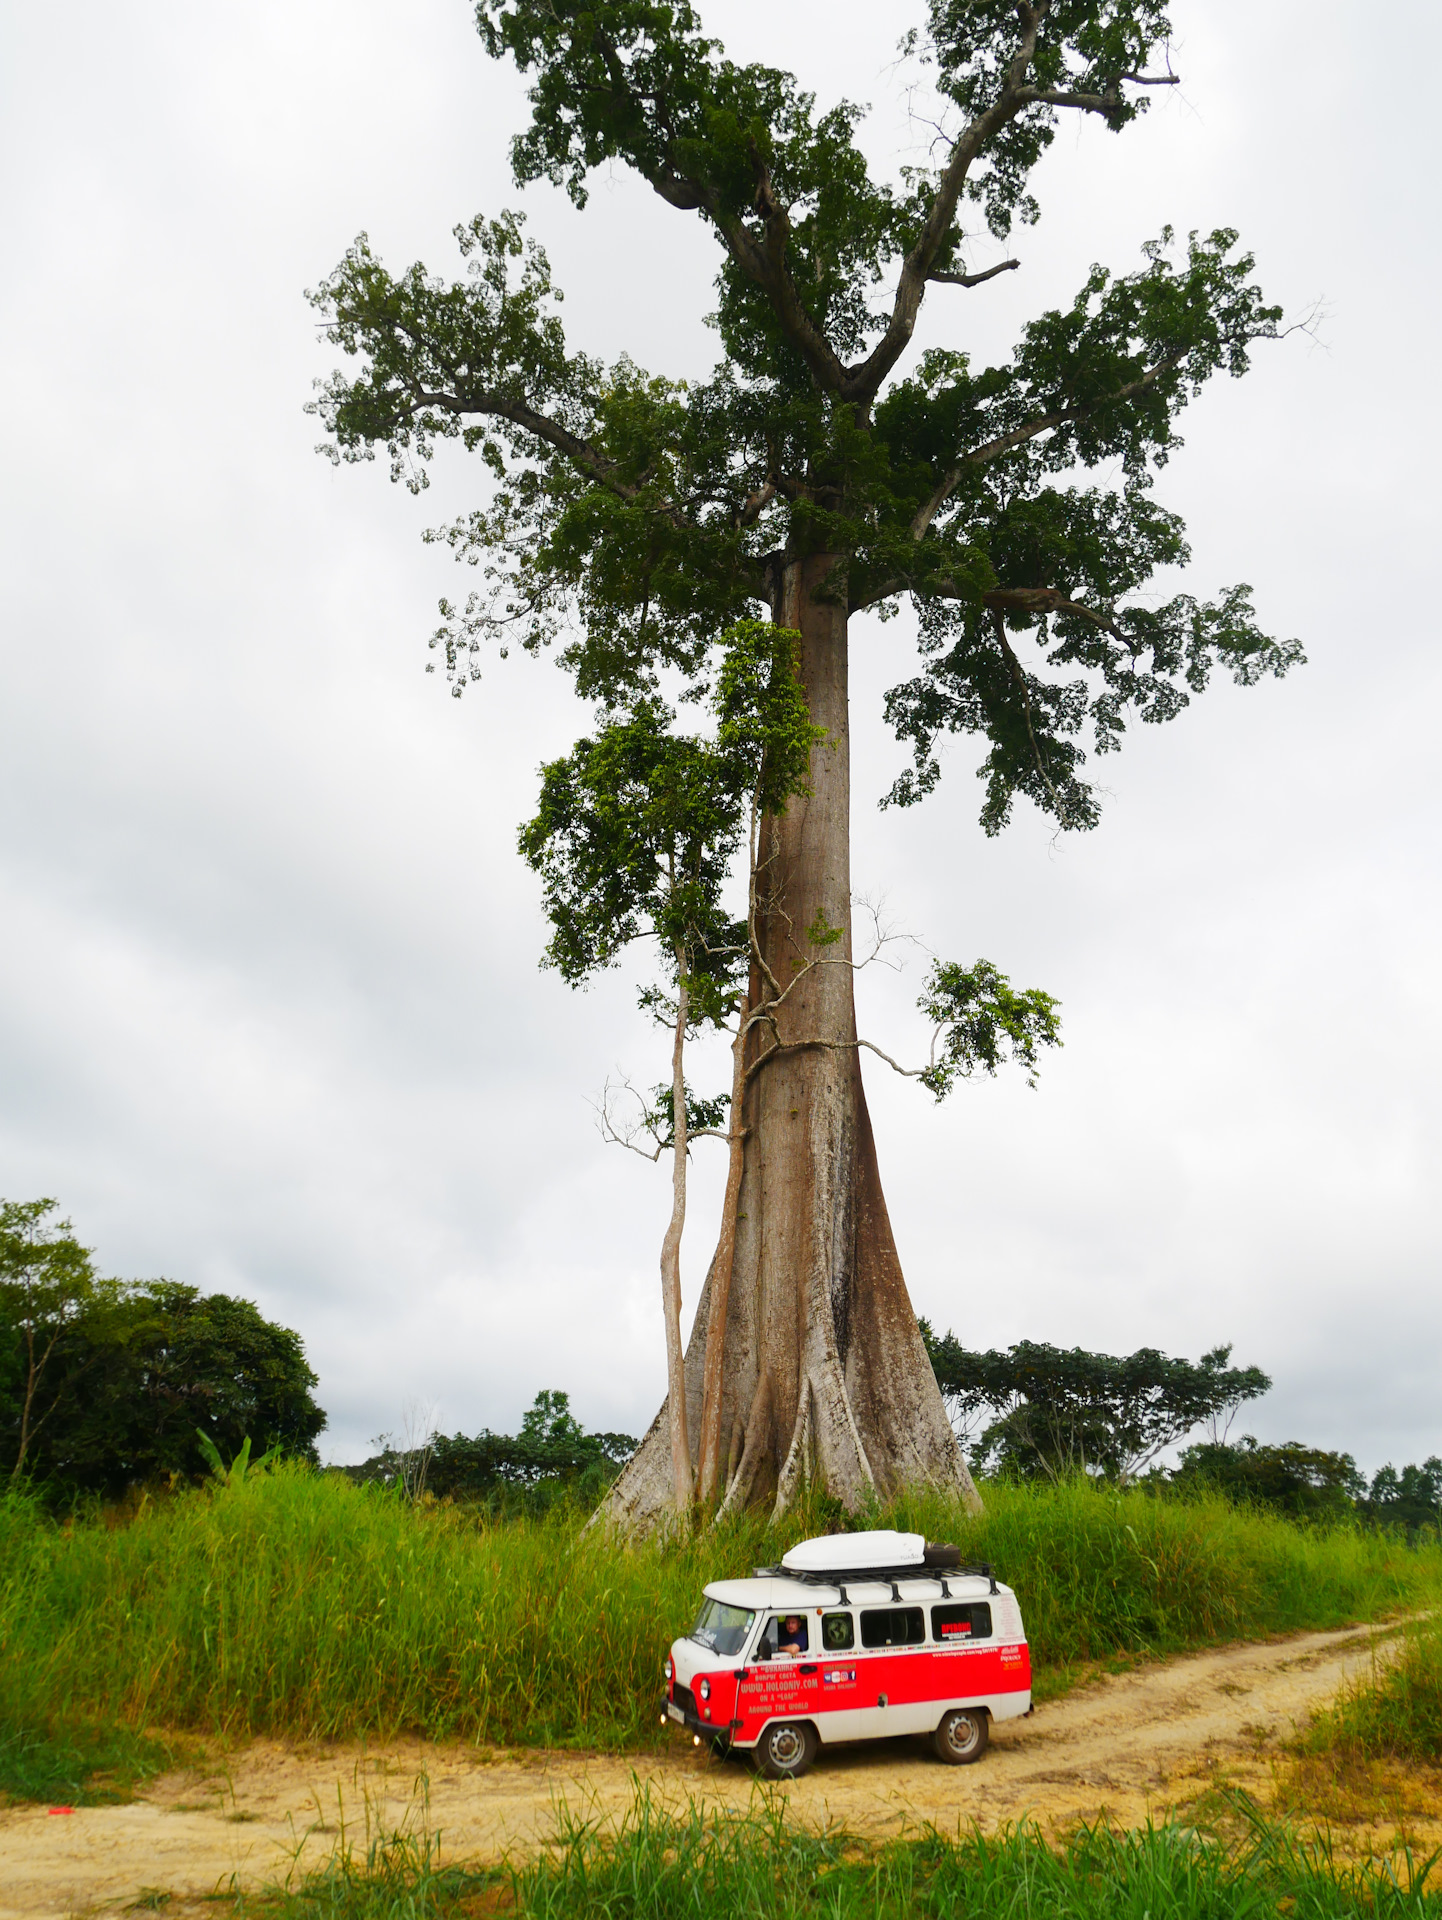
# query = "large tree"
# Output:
<box><xmin>309</xmin><ymin>0</ymin><xmax>1300</xmax><ymax>1527</ymax></box>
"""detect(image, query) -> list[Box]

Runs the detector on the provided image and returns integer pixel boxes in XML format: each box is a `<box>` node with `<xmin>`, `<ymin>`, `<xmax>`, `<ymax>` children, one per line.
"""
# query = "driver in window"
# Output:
<box><xmin>777</xmin><ymin>1614</ymin><xmax>808</xmax><ymax>1657</ymax></box>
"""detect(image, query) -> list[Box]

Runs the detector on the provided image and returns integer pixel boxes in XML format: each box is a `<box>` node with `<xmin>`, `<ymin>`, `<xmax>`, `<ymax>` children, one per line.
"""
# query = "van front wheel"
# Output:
<box><xmin>755</xmin><ymin>1720</ymin><xmax>817</xmax><ymax>1780</ymax></box>
<box><xmin>933</xmin><ymin>1708</ymin><xmax>989</xmax><ymax>1765</ymax></box>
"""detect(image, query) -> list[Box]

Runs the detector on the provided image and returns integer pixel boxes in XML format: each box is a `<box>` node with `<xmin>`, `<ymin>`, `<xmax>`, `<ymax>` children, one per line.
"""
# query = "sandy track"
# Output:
<box><xmin>0</xmin><ymin>1623</ymin><xmax>1407</xmax><ymax>1918</ymax></box>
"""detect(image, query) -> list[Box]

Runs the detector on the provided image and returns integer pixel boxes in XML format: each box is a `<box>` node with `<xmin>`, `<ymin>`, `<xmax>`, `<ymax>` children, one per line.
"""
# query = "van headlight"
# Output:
<box><xmin>698</xmin><ymin>1677</ymin><xmax>711</xmax><ymax>1701</ymax></box>
<box><xmin>664</xmin><ymin>1657</ymin><xmax>673</xmax><ymax>1683</ymax></box>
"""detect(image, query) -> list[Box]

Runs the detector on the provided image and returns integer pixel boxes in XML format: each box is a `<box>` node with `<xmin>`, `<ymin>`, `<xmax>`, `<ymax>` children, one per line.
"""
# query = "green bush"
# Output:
<box><xmin>0</xmin><ymin>1473</ymin><xmax>1436</xmax><ymax>1751</ymax></box>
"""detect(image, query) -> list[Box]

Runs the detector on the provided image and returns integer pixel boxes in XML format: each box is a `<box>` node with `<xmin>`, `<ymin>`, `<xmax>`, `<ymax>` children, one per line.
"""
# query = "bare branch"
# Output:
<box><xmin>734</xmin><ymin>480</ymin><xmax>776</xmax><ymax>529</ymax></box>
<box><xmin>928</xmin><ymin>259</ymin><xmax>1020</xmax><ymax>289</ymax></box>
<box><xmin>593</xmin><ymin>1075</ymin><xmax>666</xmax><ymax>1161</ymax></box>
<box><xmin>745</xmin><ymin>1032</ymin><xmax>931</xmax><ymax>1086</ymax></box>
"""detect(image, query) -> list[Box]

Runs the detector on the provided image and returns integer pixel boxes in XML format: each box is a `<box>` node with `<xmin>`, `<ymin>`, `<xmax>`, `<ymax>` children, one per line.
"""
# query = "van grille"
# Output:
<box><xmin>672</xmin><ymin>1683</ymin><xmax>697</xmax><ymax>1718</ymax></box>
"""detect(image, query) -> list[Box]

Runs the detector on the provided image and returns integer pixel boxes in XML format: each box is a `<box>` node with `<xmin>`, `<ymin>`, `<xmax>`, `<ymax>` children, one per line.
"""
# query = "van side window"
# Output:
<box><xmin>821</xmin><ymin>1611</ymin><xmax>854</xmax><ymax>1652</ymax></box>
<box><xmin>859</xmin><ymin>1606</ymin><xmax>925</xmax><ymax>1649</ymax></box>
<box><xmin>931</xmin><ymin>1602</ymin><xmax>993</xmax><ymax>1643</ymax></box>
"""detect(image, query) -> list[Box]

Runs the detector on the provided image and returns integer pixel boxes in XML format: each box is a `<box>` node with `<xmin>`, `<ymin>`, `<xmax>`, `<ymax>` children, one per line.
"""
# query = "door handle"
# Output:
<box><xmin>798</xmin><ymin>1664</ymin><xmax>817</xmax><ymax>1675</ymax></box>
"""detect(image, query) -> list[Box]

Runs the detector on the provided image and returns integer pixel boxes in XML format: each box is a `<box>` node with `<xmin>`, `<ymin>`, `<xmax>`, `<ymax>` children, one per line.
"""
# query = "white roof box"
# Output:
<box><xmin>781</xmin><ymin>1530</ymin><xmax>927</xmax><ymax>1574</ymax></box>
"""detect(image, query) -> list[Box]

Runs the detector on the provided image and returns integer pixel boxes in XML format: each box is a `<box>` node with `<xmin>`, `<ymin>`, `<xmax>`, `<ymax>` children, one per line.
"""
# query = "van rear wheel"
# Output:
<box><xmin>755</xmin><ymin>1720</ymin><xmax>817</xmax><ymax>1780</ymax></box>
<box><xmin>933</xmin><ymin>1707</ymin><xmax>989</xmax><ymax>1765</ymax></box>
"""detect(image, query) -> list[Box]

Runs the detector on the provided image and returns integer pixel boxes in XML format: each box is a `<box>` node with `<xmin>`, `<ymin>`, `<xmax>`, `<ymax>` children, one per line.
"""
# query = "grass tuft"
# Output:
<box><xmin>0</xmin><ymin>1712</ymin><xmax>171</xmax><ymax>1806</ymax></box>
<box><xmin>1304</xmin><ymin>1614</ymin><xmax>1442</xmax><ymax>1762</ymax></box>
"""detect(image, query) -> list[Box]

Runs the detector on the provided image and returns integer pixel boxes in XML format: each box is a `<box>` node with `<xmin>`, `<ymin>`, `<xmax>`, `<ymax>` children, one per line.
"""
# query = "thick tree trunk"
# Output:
<box><xmin>603</xmin><ymin>556</ymin><xmax>981</xmax><ymax>1529</ymax></box>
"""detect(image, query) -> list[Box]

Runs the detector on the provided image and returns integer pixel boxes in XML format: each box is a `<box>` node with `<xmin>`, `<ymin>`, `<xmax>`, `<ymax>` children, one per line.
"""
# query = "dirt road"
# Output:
<box><xmin>0</xmin><ymin>1624</ymin><xmax>1412</xmax><ymax>1918</ymax></box>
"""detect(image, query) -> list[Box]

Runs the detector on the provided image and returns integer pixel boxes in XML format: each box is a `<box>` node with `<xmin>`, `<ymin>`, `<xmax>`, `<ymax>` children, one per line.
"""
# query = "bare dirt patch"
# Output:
<box><xmin>0</xmin><ymin>1623</ymin><xmax>1424</xmax><ymax>1919</ymax></box>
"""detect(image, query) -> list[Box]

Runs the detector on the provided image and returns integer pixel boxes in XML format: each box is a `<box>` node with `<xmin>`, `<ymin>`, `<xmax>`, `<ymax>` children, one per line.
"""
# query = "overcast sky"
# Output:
<box><xmin>2</xmin><ymin>2</ymin><xmax>1437</xmax><ymax>1476</ymax></box>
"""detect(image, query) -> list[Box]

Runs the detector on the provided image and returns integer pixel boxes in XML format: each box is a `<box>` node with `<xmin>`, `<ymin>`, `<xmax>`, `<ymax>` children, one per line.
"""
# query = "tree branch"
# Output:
<box><xmin>841</xmin><ymin>5</ymin><xmax>1050</xmax><ymax>404</ymax></box>
<box><xmin>927</xmin><ymin>259</ymin><xmax>1020</xmax><ymax>288</ymax></box>
<box><xmin>901</xmin><ymin>349</ymin><xmax>1188</xmax><ymax>547</ymax></box>
<box><xmin>406</xmin><ymin>383</ymin><xmax>698</xmax><ymax>530</ymax></box>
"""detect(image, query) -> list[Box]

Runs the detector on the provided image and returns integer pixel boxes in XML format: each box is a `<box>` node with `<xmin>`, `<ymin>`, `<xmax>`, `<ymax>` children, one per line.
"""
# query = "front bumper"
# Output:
<box><xmin>664</xmin><ymin>1691</ymin><xmax>740</xmax><ymax>1743</ymax></box>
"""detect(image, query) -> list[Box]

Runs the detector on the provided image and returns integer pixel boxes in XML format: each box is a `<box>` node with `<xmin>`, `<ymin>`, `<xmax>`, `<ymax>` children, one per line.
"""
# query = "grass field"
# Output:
<box><xmin>2</xmin><ymin>1467</ymin><xmax>1437</xmax><ymax>1774</ymax></box>
<box><xmin>241</xmin><ymin>1789</ymin><xmax>1442</xmax><ymax>1920</ymax></box>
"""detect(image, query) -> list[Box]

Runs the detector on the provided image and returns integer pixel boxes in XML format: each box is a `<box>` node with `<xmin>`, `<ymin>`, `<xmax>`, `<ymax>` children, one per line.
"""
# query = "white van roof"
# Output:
<box><xmin>704</xmin><ymin>1571</ymin><xmax>1004</xmax><ymax>1612</ymax></box>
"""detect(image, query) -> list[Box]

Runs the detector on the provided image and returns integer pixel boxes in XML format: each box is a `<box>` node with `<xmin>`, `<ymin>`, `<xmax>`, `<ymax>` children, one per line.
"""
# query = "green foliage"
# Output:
<box><xmin>641</xmin><ymin>1082</ymin><xmax>730</xmax><ymax>1146</ymax></box>
<box><xmin>518</xmin><ymin>618</ymin><xmax>816</xmax><ymax>1021</ymax></box>
<box><xmin>0</xmin><ymin>1199</ymin><xmax>327</xmax><ymax>1499</ymax></box>
<box><xmin>921</xmin><ymin>1326</ymin><xmax>1270</xmax><ymax>1481</ymax></box>
<box><xmin>196</xmin><ymin>1430</ymin><xmax>283</xmax><ymax>1488</ymax></box>
<box><xmin>916</xmin><ymin>957</ymin><xmax>1062</xmax><ymax>1094</ymax></box>
<box><xmin>1173</xmin><ymin>1437</ymin><xmax>1367</xmax><ymax>1522</ymax></box>
<box><xmin>351</xmin><ymin>1390</ymin><xmax>636</xmax><ymax>1512</ymax></box>
<box><xmin>504</xmin><ymin>1793</ymin><xmax>1442</xmax><ymax>1920</ymax></box>
<box><xmin>1304</xmin><ymin>1615</ymin><xmax>1442</xmax><ymax>1765</ymax></box>
<box><xmin>1364</xmin><ymin>1458</ymin><xmax>1442</xmax><ymax>1539</ymax></box>
<box><xmin>309</xmin><ymin>4</ymin><xmax>1302</xmax><ymax>840</ymax></box>
<box><xmin>1</xmin><ymin>1474</ymin><xmax>1433</xmax><ymax>1753</ymax></box>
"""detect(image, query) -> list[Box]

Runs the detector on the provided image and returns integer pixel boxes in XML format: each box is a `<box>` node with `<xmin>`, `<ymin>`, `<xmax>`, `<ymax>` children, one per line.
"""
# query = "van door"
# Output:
<box><xmin>855</xmin><ymin>1604</ymin><xmax>932</xmax><ymax>1738</ymax></box>
<box><xmin>736</xmin><ymin>1611</ymin><xmax>824</xmax><ymax>1739</ymax></box>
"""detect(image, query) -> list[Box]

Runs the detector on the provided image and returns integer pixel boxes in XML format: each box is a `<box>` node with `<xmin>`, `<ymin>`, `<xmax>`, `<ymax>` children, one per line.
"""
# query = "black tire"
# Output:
<box><xmin>933</xmin><ymin>1707</ymin><xmax>989</xmax><ymax>1765</ymax></box>
<box><xmin>755</xmin><ymin>1720</ymin><xmax>817</xmax><ymax>1780</ymax></box>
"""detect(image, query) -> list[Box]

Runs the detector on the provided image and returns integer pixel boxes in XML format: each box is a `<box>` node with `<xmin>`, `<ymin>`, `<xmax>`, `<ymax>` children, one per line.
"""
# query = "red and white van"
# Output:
<box><xmin>663</xmin><ymin>1529</ymin><xmax>1031</xmax><ymax>1779</ymax></box>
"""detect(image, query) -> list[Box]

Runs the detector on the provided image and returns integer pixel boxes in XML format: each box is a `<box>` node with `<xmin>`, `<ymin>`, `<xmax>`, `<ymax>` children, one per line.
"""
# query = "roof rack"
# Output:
<box><xmin>753</xmin><ymin>1560</ymin><xmax>999</xmax><ymax>1602</ymax></box>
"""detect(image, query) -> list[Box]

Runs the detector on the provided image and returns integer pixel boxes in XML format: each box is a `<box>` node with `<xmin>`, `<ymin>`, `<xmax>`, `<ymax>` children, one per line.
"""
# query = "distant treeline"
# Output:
<box><xmin>344</xmin><ymin>1389</ymin><xmax>637</xmax><ymax>1509</ymax></box>
<box><xmin>922</xmin><ymin>1322</ymin><xmax>1440</xmax><ymax>1534</ymax></box>
<box><xmin>6</xmin><ymin>1194</ymin><xmax>1435</xmax><ymax>1531</ymax></box>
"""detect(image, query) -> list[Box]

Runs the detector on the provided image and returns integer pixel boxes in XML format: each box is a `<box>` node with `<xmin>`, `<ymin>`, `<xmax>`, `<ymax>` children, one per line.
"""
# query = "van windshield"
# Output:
<box><xmin>689</xmin><ymin>1599</ymin><xmax>756</xmax><ymax>1657</ymax></box>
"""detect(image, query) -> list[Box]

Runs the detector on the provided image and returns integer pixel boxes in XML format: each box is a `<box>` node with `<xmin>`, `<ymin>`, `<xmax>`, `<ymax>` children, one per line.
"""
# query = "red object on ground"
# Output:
<box><xmin>47</xmin><ymin>1806</ymin><xmax>74</xmax><ymax>1815</ymax></box>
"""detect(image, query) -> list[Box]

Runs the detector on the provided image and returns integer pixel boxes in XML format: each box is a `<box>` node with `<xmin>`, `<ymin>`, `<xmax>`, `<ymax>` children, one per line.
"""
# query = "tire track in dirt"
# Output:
<box><xmin>0</xmin><ymin>1622</ymin><xmax>1409</xmax><ymax>1918</ymax></box>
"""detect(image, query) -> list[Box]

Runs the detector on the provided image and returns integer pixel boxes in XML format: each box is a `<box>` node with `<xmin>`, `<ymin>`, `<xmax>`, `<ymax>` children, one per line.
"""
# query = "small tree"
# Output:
<box><xmin>922</xmin><ymin>1327</ymin><xmax>1270</xmax><ymax>1483</ymax></box>
<box><xmin>520</xmin><ymin>618</ymin><xmax>815</xmax><ymax>1507</ymax></box>
<box><xmin>0</xmin><ymin>1200</ymin><xmax>100</xmax><ymax>1483</ymax></box>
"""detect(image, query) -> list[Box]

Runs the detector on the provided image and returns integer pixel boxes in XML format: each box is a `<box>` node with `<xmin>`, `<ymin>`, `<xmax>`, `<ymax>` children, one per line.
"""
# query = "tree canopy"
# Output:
<box><xmin>310</xmin><ymin>2</ymin><xmax>1300</xmax><ymax>835</ymax></box>
<box><xmin>921</xmin><ymin>1323</ymin><xmax>1270</xmax><ymax>1483</ymax></box>
<box><xmin>1</xmin><ymin>1199</ymin><xmax>327</xmax><ymax>1500</ymax></box>
<box><xmin>1172</xmin><ymin>1437</ymin><xmax>1366</xmax><ymax>1522</ymax></box>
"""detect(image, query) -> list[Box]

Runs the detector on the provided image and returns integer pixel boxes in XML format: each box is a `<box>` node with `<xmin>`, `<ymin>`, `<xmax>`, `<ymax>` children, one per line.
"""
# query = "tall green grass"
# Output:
<box><xmin>249</xmin><ymin>1791</ymin><xmax>1442</xmax><ymax>1920</ymax></box>
<box><xmin>1304</xmin><ymin>1614</ymin><xmax>1442</xmax><ymax>1763</ymax></box>
<box><xmin>0</xmin><ymin>1471</ymin><xmax>1436</xmax><ymax>1752</ymax></box>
